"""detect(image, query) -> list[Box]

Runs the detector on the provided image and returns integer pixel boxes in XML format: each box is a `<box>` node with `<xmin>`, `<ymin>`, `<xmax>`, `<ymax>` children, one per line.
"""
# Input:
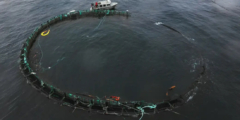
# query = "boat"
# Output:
<box><xmin>90</xmin><ymin>0</ymin><xmax>118</xmax><ymax>11</ymax></box>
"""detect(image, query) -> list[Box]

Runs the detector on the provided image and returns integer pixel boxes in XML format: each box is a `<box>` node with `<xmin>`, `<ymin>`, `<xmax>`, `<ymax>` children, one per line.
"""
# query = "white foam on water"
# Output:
<box><xmin>155</xmin><ymin>22</ymin><xmax>163</xmax><ymax>25</ymax></box>
<box><xmin>190</xmin><ymin>62</ymin><xmax>198</xmax><ymax>73</ymax></box>
<box><xmin>186</xmin><ymin>87</ymin><xmax>198</xmax><ymax>103</ymax></box>
<box><xmin>186</xmin><ymin>92</ymin><xmax>196</xmax><ymax>102</ymax></box>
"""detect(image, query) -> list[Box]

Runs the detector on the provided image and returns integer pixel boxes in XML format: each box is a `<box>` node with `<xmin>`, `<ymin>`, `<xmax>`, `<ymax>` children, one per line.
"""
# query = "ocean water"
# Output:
<box><xmin>0</xmin><ymin>0</ymin><xmax>240</xmax><ymax>120</ymax></box>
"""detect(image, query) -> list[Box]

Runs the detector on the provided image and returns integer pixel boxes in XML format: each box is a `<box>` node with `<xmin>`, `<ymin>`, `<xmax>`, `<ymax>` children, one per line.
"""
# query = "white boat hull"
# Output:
<box><xmin>90</xmin><ymin>2</ymin><xmax>118</xmax><ymax>10</ymax></box>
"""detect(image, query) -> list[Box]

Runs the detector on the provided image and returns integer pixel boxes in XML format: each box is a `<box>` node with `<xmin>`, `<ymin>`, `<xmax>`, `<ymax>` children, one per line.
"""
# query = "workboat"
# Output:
<box><xmin>90</xmin><ymin>0</ymin><xmax>118</xmax><ymax>10</ymax></box>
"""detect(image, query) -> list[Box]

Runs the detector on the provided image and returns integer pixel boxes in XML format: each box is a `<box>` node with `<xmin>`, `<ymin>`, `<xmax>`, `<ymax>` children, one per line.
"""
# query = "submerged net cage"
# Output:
<box><xmin>19</xmin><ymin>10</ymin><xmax>207</xmax><ymax>119</ymax></box>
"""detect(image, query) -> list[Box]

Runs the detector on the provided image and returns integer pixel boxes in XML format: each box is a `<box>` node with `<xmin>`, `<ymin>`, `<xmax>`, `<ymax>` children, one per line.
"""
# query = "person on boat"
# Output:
<box><xmin>95</xmin><ymin>2</ymin><xmax>98</xmax><ymax>8</ymax></box>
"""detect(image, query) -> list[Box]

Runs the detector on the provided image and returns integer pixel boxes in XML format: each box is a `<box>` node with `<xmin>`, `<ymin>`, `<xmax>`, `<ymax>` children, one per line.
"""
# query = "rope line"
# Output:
<box><xmin>154</xmin><ymin>22</ymin><xmax>195</xmax><ymax>41</ymax></box>
<box><xmin>37</xmin><ymin>38</ymin><xmax>43</xmax><ymax>66</ymax></box>
<box><xmin>94</xmin><ymin>13</ymin><xmax>107</xmax><ymax>31</ymax></box>
<box><xmin>37</xmin><ymin>27</ymin><xmax>65</xmax><ymax>72</ymax></box>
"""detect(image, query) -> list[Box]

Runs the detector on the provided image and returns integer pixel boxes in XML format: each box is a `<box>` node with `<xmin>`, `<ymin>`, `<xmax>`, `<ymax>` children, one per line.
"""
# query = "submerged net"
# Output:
<box><xmin>19</xmin><ymin>10</ymin><xmax>207</xmax><ymax>119</ymax></box>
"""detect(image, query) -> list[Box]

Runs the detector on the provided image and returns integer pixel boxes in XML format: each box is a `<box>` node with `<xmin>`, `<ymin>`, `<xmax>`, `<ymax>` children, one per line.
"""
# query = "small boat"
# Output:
<box><xmin>90</xmin><ymin>0</ymin><xmax>118</xmax><ymax>11</ymax></box>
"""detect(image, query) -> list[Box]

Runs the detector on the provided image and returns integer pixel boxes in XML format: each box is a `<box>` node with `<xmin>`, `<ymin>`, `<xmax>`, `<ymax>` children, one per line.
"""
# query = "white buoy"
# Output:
<box><xmin>31</xmin><ymin>72</ymin><xmax>36</xmax><ymax>75</ymax></box>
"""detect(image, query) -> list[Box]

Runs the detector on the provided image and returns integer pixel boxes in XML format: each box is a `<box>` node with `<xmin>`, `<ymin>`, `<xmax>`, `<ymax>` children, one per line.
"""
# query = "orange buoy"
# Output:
<box><xmin>166</xmin><ymin>86</ymin><xmax>176</xmax><ymax>96</ymax></box>
<box><xmin>169</xmin><ymin>86</ymin><xmax>176</xmax><ymax>90</ymax></box>
<box><xmin>110</xmin><ymin>96</ymin><xmax>120</xmax><ymax>101</ymax></box>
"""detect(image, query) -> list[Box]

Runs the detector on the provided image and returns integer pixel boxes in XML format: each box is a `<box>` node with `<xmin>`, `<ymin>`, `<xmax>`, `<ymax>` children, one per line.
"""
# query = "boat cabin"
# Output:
<box><xmin>90</xmin><ymin>0</ymin><xmax>118</xmax><ymax>10</ymax></box>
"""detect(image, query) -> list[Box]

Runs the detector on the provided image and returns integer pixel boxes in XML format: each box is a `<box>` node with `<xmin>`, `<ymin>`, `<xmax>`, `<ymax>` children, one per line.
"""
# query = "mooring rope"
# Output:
<box><xmin>94</xmin><ymin>15</ymin><xmax>106</xmax><ymax>31</ymax></box>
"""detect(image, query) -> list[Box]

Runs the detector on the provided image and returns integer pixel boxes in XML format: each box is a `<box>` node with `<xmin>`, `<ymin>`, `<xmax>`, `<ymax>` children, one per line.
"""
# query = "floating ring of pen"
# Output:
<box><xmin>19</xmin><ymin>9</ymin><xmax>206</xmax><ymax>119</ymax></box>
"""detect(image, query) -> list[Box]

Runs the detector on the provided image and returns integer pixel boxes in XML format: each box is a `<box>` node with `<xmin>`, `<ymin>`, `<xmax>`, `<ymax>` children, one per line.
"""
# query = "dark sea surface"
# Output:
<box><xmin>1</xmin><ymin>0</ymin><xmax>240</xmax><ymax>120</ymax></box>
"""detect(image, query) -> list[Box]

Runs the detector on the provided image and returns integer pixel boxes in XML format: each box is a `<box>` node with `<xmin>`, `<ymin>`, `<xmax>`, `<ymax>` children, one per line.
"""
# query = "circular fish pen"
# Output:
<box><xmin>19</xmin><ymin>10</ymin><xmax>207</xmax><ymax>119</ymax></box>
